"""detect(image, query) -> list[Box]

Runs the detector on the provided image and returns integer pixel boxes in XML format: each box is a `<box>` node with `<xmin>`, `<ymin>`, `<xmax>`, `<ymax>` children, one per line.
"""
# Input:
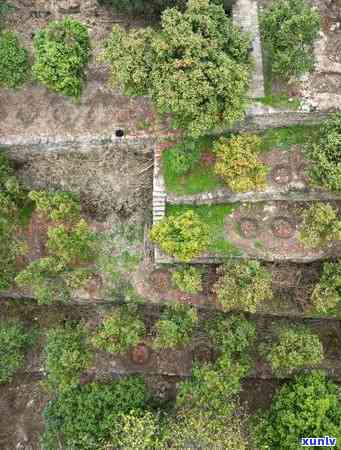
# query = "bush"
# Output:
<box><xmin>311</xmin><ymin>261</ymin><xmax>341</xmax><ymax>314</ymax></box>
<box><xmin>163</xmin><ymin>138</ymin><xmax>202</xmax><ymax>177</ymax></box>
<box><xmin>253</xmin><ymin>371</ymin><xmax>341</xmax><ymax>449</ymax></box>
<box><xmin>304</xmin><ymin>113</ymin><xmax>341</xmax><ymax>192</ymax></box>
<box><xmin>177</xmin><ymin>354</ymin><xmax>245</xmax><ymax>416</ymax></box>
<box><xmin>44</xmin><ymin>324</ymin><xmax>92</xmax><ymax>392</ymax></box>
<box><xmin>0</xmin><ymin>321</ymin><xmax>30</xmax><ymax>384</ymax></box>
<box><xmin>260</xmin><ymin>0</ymin><xmax>320</xmax><ymax>80</ymax></box>
<box><xmin>0</xmin><ymin>30</ymin><xmax>30</xmax><ymax>88</ymax></box>
<box><xmin>207</xmin><ymin>314</ymin><xmax>256</xmax><ymax>367</ymax></box>
<box><xmin>213</xmin><ymin>260</ymin><xmax>273</xmax><ymax>312</ymax></box>
<box><xmin>164</xmin><ymin>408</ymin><xmax>247</xmax><ymax>450</ymax></box>
<box><xmin>47</xmin><ymin>219</ymin><xmax>98</xmax><ymax>265</ymax></box>
<box><xmin>29</xmin><ymin>191</ymin><xmax>81</xmax><ymax>223</ymax></box>
<box><xmin>261</xmin><ymin>325</ymin><xmax>324</xmax><ymax>375</ymax></box>
<box><xmin>105</xmin><ymin>0</ymin><xmax>251</xmax><ymax>136</ymax></box>
<box><xmin>213</xmin><ymin>134</ymin><xmax>269</xmax><ymax>192</ymax></box>
<box><xmin>299</xmin><ymin>202</ymin><xmax>341</xmax><ymax>248</ymax></box>
<box><xmin>33</xmin><ymin>18</ymin><xmax>90</xmax><ymax>98</ymax></box>
<box><xmin>118</xmin><ymin>410</ymin><xmax>161</xmax><ymax>450</ymax></box>
<box><xmin>42</xmin><ymin>377</ymin><xmax>150</xmax><ymax>450</ymax></box>
<box><xmin>153</xmin><ymin>303</ymin><xmax>198</xmax><ymax>350</ymax></box>
<box><xmin>91</xmin><ymin>306</ymin><xmax>146</xmax><ymax>355</ymax></box>
<box><xmin>15</xmin><ymin>257</ymin><xmax>91</xmax><ymax>305</ymax></box>
<box><xmin>149</xmin><ymin>210</ymin><xmax>209</xmax><ymax>261</ymax></box>
<box><xmin>172</xmin><ymin>266</ymin><xmax>202</xmax><ymax>294</ymax></box>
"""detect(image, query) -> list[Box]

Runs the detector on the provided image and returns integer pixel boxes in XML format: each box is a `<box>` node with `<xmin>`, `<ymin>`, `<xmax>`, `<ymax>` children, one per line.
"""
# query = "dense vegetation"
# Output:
<box><xmin>261</xmin><ymin>325</ymin><xmax>324</xmax><ymax>375</ymax></box>
<box><xmin>15</xmin><ymin>191</ymin><xmax>98</xmax><ymax>304</ymax></box>
<box><xmin>0</xmin><ymin>30</ymin><xmax>30</xmax><ymax>88</ymax></box>
<box><xmin>150</xmin><ymin>210</ymin><xmax>209</xmax><ymax>261</ymax></box>
<box><xmin>213</xmin><ymin>134</ymin><xmax>269</xmax><ymax>192</ymax></box>
<box><xmin>260</xmin><ymin>0</ymin><xmax>320</xmax><ymax>80</ymax></box>
<box><xmin>311</xmin><ymin>261</ymin><xmax>341</xmax><ymax>315</ymax></box>
<box><xmin>213</xmin><ymin>260</ymin><xmax>273</xmax><ymax>312</ymax></box>
<box><xmin>305</xmin><ymin>113</ymin><xmax>341</xmax><ymax>192</ymax></box>
<box><xmin>0</xmin><ymin>320</ymin><xmax>31</xmax><ymax>384</ymax></box>
<box><xmin>153</xmin><ymin>302</ymin><xmax>198</xmax><ymax>349</ymax></box>
<box><xmin>254</xmin><ymin>371</ymin><xmax>341</xmax><ymax>449</ymax></box>
<box><xmin>33</xmin><ymin>18</ymin><xmax>90</xmax><ymax>98</ymax></box>
<box><xmin>171</xmin><ymin>266</ymin><xmax>203</xmax><ymax>294</ymax></box>
<box><xmin>299</xmin><ymin>202</ymin><xmax>341</xmax><ymax>248</ymax></box>
<box><xmin>91</xmin><ymin>306</ymin><xmax>146</xmax><ymax>354</ymax></box>
<box><xmin>105</xmin><ymin>0</ymin><xmax>251</xmax><ymax>136</ymax></box>
<box><xmin>44</xmin><ymin>324</ymin><xmax>92</xmax><ymax>392</ymax></box>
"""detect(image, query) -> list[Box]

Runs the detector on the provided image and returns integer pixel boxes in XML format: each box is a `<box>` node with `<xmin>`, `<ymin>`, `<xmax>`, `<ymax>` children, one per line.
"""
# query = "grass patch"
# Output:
<box><xmin>163</xmin><ymin>135</ymin><xmax>224</xmax><ymax>195</ymax></box>
<box><xmin>166</xmin><ymin>203</ymin><xmax>242</xmax><ymax>257</ymax></box>
<box><xmin>256</xmin><ymin>94</ymin><xmax>300</xmax><ymax>110</ymax></box>
<box><xmin>261</xmin><ymin>124</ymin><xmax>320</xmax><ymax>152</ymax></box>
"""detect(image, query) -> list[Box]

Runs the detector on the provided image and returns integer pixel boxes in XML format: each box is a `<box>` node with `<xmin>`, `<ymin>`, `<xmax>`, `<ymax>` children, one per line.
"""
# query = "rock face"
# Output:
<box><xmin>51</xmin><ymin>0</ymin><xmax>98</xmax><ymax>16</ymax></box>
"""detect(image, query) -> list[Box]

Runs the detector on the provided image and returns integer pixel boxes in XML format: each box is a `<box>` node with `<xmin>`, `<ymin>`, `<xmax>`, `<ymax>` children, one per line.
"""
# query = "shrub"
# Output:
<box><xmin>29</xmin><ymin>191</ymin><xmax>81</xmax><ymax>223</ymax></box>
<box><xmin>304</xmin><ymin>113</ymin><xmax>341</xmax><ymax>192</ymax></box>
<box><xmin>42</xmin><ymin>377</ymin><xmax>150</xmax><ymax>450</ymax></box>
<box><xmin>311</xmin><ymin>261</ymin><xmax>341</xmax><ymax>314</ymax></box>
<box><xmin>0</xmin><ymin>321</ymin><xmax>30</xmax><ymax>384</ymax></box>
<box><xmin>15</xmin><ymin>257</ymin><xmax>91</xmax><ymax>305</ymax></box>
<box><xmin>299</xmin><ymin>202</ymin><xmax>341</xmax><ymax>248</ymax></box>
<box><xmin>0</xmin><ymin>30</ymin><xmax>30</xmax><ymax>88</ymax></box>
<box><xmin>213</xmin><ymin>134</ymin><xmax>269</xmax><ymax>192</ymax></box>
<box><xmin>207</xmin><ymin>314</ymin><xmax>256</xmax><ymax>367</ymax></box>
<box><xmin>253</xmin><ymin>371</ymin><xmax>341</xmax><ymax>449</ymax></box>
<box><xmin>260</xmin><ymin>0</ymin><xmax>320</xmax><ymax>80</ymax></box>
<box><xmin>163</xmin><ymin>138</ymin><xmax>202</xmax><ymax>177</ymax></box>
<box><xmin>213</xmin><ymin>260</ymin><xmax>273</xmax><ymax>312</ymax></box>
<box><xmin>118</xmin><ymin>410</ymin><xmax>161</xmax><ymax>450</ymax></box>
<box><xmin>105</xmin><ymin>0</ymin><xmax>251</xmax><ymax>136</ymax></box>
<box><xmin>261</xmin><ymin>325</ymin><xmax>324</xmax><ymax>375</ymax></box>
<box><xmin>44</xmin><ymin>324</ymin><xmax>92</xmax><ymax>392</ymax></box>
<box><xmin>177</xmin><ymin>354</ymin><xmax>245</xmax><ymax>416</ymax></box>
<box><xmin>164</xmin><ymin>408</ymin><xmax>247</xmax><ymax>450</ymax></box>
<box><xmin>149</xmin><ymin>210</ymin><xmax>209</xmax><ymax>261</ymax></box>
<box><xmin>47</xmin><ymin>219</ymin><xmax>98</xmax><ymax>265</ymax></box>
<box><xmin>153</xmin><ymin>302</ymin><xmax>198</xmax><ymax>350</ymax></box>
<box><xmin>91</xmin><ymin>306</ymin><xmax>146</xmax><ymax>355</ymax></box>
<box><xmin>172</xmin><ymin>266</ymin><xmax>202</xmax><ymax>294</ymax></box>
<box><xmin>33</xmin><ymin>18</ymin><xmax>90</xmax><ymax>98</ymax></box>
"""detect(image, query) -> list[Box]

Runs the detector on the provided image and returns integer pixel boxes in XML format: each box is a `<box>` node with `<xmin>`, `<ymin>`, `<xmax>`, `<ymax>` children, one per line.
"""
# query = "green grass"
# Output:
<box><xmin>261</xmin><ymin>124</ymin><xmax>321</xmax><ymax>152</ymax></box>
<box><xmin>166</xmin><ymin>203</ymin><xmax>242</xmax><ymax>257</ymax></box>
<box><xmin>256</xmin><ymin>94</ymin><xmax>301</xmax><ymax>110</ymax></box>
<box><xmin>163</xmin><ymin>135</ymin><xmax>224</xmax><ymax>195</ymax></box>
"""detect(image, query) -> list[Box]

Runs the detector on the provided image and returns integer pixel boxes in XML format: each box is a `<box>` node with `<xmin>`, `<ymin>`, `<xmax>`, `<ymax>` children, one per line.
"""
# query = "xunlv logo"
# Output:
<box><xmin>301</xmin><ymin>436</ymin><xmax>337</xmax><ymax>446</ymax></box>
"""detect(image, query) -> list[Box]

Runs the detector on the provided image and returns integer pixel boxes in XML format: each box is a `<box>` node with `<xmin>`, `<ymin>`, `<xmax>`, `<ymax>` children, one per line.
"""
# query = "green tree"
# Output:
<box><xmin>44</xmin><ymin>324</ymin><xmax>92</xmax><ymax>392</ymax></box>
<box><xmin>0</xmin><ymin>320</ymin><xmax>30</xmax><ymax>384</ymax></box>
<box><xmin>105</xmin><ymin>0</ymin><xmax>251</xmax><ymax>136</ymax></box>
<box><xmin>42</xmin><ymin>377</ymin><xmax>150</xmax><ymax>450</ymax></box>
<box><xmin>172</xmin><ymin>266</ymin><xmax>202</xmax><ymax>294</ymax></box>
<box><xmin>33</xmin><ymin>18</ymin><xmax>90</xmax><ymax>97</ymax></box>
<box><xmin>260</xmin><ymin>0</ymin><xmax>320</xmax><ymax>80</ymax></box>
<box><xmin>0</xmin><ymin>30</ymin><xmax>30</xmax><ymax>88</ymax></box>
<box><xmin>29</xmin><ymin>190</ymin><xmax>81</xmax><ymax>223</ymax></box>
<box><xmin>213</xmin><ymin>260</ymin><xmax>273</xmax><ymax>312</ymax></box>
<box><xmin>213</xmin><ymin>134</ymin><xmax>269</xmax><ymax>192</ymax></box>
<box><xmin>304</xmin><ymin>113</ymin><xmax>341</xmax><ymax>192</ymax></box>
<box><xmin>261</xmin><ymin>325</ymin><xmax>324</xmax><ymax>375</ymax></box>
<box><xmin>153</xmin><ymin>302</ymin><xmax>198</xmax><ymax>350</ymax></box>
<box><xmin>91</xmin><ymin>306</ymin><xmax>146</xmax><ymax>355</ymax></box>
<box><xmin>254</xmin><ymin>371</ymin><xmax>341</xmax><ymax>449</ymax></box>
<box><xmin>311</xmin><ymin>261</ymin><xmax>341</xmax><ymax>315</ymax></box>
<box><xmin>299</xmin><ymin>202</ymin><xmax>341</xmax><ymax>248</ymax></box>
<box><xmin>150</xmin><ymin>210</ymin><xmax>209</xmax><ymax>261</ymax></box>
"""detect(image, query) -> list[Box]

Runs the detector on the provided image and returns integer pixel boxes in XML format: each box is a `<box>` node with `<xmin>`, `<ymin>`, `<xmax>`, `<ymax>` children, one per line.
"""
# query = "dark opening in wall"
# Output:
<box><xmin>115</xmin><ymin>129</ymin><xmax>124</xmax><ymax>138</ymax></box>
